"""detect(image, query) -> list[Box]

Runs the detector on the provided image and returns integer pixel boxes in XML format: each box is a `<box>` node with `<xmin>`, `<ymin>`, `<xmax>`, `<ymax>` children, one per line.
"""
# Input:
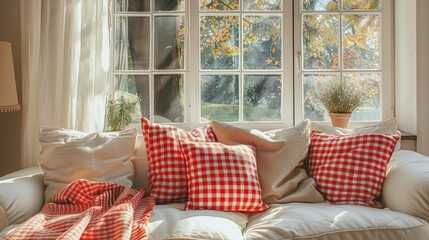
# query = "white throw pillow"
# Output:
<box><xmin>39</xmin><ymin>127</ymin><xmax>137</xmax><ymax>203</ymax></box>
<box><xmin>310</xmin><ymin>118</ymin><xmax>401</xmax><ymax>151</ymax></box>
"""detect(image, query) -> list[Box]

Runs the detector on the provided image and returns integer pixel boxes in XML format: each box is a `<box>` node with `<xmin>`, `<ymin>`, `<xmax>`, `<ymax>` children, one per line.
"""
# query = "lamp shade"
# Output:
<box><xmin>0</xmin><ymin>41</ymin><xmax>20</xmax><ymax>112</ymax></box>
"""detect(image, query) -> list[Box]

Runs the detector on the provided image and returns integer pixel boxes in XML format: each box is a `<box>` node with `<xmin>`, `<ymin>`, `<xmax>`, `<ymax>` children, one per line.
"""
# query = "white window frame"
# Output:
<box><xmin>188</xmin><ymin>0</ymin><xmax>294</xmax><ymax>130</ymax></box>
<box><xmin>111</xmin><ymin>2</ymin><xmax>188</xmax><ymax>129</ymax></box>
<box><xmin>110</xmin><ymin>0</ymin><xmax>393</xmax><ymax>130</ymax></box>
<box><xmin>293</xmin><ymin>0</ymin><xmax>394</xmax><ymax>127</ymax></box>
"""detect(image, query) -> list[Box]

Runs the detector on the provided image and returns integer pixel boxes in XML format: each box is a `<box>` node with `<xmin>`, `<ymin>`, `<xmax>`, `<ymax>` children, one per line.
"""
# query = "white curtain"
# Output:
<box><xmin>20</xmin><ymin>0</ymin><xmax>110</xmax><ymax>167</ymax></box>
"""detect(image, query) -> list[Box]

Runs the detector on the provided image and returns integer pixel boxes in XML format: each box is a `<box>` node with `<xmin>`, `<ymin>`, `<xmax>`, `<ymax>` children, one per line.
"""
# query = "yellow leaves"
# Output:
<box><xmin>327</xmin><ymin>1</ymin><xmax>338</xmax><ymax>10</ymax></box>
<box><xmin>343</xmin><ymin>0</ymin><xmax>380</xmax><ymax>10</ymax></box>
<box><xmin>230</xmin><ymin>1</ymin><xmax>239</xmax><ymax>9</ymax></box>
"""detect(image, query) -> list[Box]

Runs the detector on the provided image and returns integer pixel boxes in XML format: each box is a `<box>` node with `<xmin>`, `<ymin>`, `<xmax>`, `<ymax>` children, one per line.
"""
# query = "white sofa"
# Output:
<box><xmin>1</xmin><ymin>135</ymin><xmax>429</xmax><ymax>240</ymax></box>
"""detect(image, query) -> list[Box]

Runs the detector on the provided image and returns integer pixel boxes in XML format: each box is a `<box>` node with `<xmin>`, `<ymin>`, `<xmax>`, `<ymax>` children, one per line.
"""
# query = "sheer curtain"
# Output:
<box><xmin>20</xmin><ymin>0</ymin><xmax>110</xmax><ymax>167</ymax></box>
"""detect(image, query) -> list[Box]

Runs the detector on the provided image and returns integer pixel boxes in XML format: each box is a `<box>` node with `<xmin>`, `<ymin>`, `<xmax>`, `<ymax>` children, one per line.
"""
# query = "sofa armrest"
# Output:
<box><xmin>383</xmin><ymin>150</ymin><xmax>429</xmax><ymax>222</ymax></box>
<box><xmin>0</xmin><ymin>167</ymin><xmax>45</xmax><ymax>232</ymax></box>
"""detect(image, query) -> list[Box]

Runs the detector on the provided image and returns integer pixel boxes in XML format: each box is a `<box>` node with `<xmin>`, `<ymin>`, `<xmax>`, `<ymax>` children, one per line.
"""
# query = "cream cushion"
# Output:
<box><xmin>39</xmin><ymin>127</ymin><xmax>136</xmax><ymax>203</ymax></box>
<box><xmin>0</xmin><ymin>224</ymin><xmax>19</xmax><ymax>240</ymax></box>
<box><xmin>130</xmin><ymin>135</ymin><xmax>149</xmax><ymax>191</ymax></box>
<box><xmin>0</xmin><ymin>167</ymin><xmax>44</xmax><ymax>233</ymax></box>
<box><xmin>147</xmin><ymin>203</ymin><xmax>247</xmax><ymax>240</ymax></box>
<box><xmin>211</xmin><ymin>120</ymin><xmax>324</xmax><ymax>204</ymax></box>
<box><xmin>244</xmin><ymin>202</ymin><xmax>429</xmax><ymax>240</ymax></box>
<box><xmin>383</xmin><ymin>150</ymin><xmax>429</xmax><ymax>222</ymax></box>
<box><xmin>310</xmin><ymin>118</ymin><xmax>401</xmax><ymax>150</ymax></box>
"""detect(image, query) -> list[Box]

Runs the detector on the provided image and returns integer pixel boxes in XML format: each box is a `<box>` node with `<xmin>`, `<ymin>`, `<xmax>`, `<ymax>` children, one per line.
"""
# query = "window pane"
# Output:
<box><xmin>343</xmin><ymin>73</ymin><xmax>380</xmax><ymax>121</ymax></box>
<box><xmin>343</xmin><ymin>14</ymin><xmax>380</xmax><ymax>70</ymax></box>
<box><xmin>303</xmin><ymin>15</ymin><xmax>339</xmax><ymax>70</ymax></box>
<box><xmin>115</xmin><ymin>17</ymin><xmax>150</xmax><ymax>70</ymax></box>
<box><xmin>154</xmin><ymin>16</ymin><xmax>185</xmax><ymax>70</ymax></box>
<box><xmin>154</xmin><ymin>0</ymin><xmax>185</xmax><ymax>11</ymax></box>
<box><xmin>303</xmin><ymin>74</ymin><xmax>339</xmax><ymax>121</ymax></box>
<box><xmin>154</xmin><ymin>74</ymin><xmax>184</xmax><ymax>123</ymax></box>
<box><xmin>243</xmin><ymin>0</ymin><xmax>281</xmax><ymax>11</ymax></box>
<box><xmin>201</xmin><ymin>75</ymin><xmax>239</xmax><ymax>122</ymax></box>
<box><xmin>302</xmin><ymin>0</ymin><xmax>338</xmax><ymax>11</ymax></box>
<box><xmin>200</xmin><ymin>0</ymin><xmax>239</xmax><ymax>11</ymax></box>
<box><xmin>343</xmin><ymin>0</ymin><xmax>381</xmax><ymax>10</ymax></box>
<box><xmin>115</xmin><ymin>0</ymin><xmax>150</xmax><ymax>12</ymax></box>
<box><xmin>200</xmin><ymin>16</ymin><xmax>240</xmax><ymax>70</ymax></box>
<box><xmin>244</xmin><ymin>75</ymin><xmax>282</xmax><ymax>122</ymax></box>
<box><xmin>113</xmin><ymin>75</ymin><xmax>149</xmax><ymax>126</ymax></box>
<box><xmin>243</xmin><ymin>16</ymin><xmax>282</xmax><ymax>70</ymax></box>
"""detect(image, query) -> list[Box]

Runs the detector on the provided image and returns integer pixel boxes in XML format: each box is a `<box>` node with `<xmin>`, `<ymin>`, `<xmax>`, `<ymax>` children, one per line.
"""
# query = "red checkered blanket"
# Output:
<box><xmin>7</xmin><ymin>179</ymin><xmax>155</xmax><ymax>240</ymax></box>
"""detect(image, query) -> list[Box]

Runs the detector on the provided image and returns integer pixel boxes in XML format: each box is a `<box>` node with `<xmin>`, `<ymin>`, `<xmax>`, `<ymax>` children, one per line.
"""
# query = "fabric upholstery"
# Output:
<box><xmin>38</xmin><ymin>127</ymin><xmax>136</xmax><ymax>203</ymax></box>
<box><xmin>0</xmin><ymin>167</ymin><xmax>44</xmax><ymax>232</ymax></box>
<box><xmin>0</xmin><ymin>224</ymin><xmax>19</xmax><ymax>240</ymax></box>
<box><xmin>0</xmin><ymin>206</ymin><xmax>6</xmax><ymax>234</ymax></box>
<box><xmin>130</xmin><ymin>135</ymin><xmax>149</xmax><ymax>191</ymax></box>
<box><xmin>141</xmin><ymin>118</ymin><xmax>217</xmax><ymax>203</ymax></box>
<box><xmin>308</xmin><ymin>132</ymin><xmax>399</xmax><ymax>207</ymax></box>
<box><xmin>2</xmin><ymin>149</ymin><xmax>429</xmax><ymax>240</ymax></box>
<box><xmin>383</xmin><ymin>150</ymin><xmax>429</xmax><ymax>222</ymax></box>
<box><xmin>179</xmin><ymin>140</ymin><xmax>268</xmax><ymax>212</ymax></box>
<box><xmin>211</xmin><ymin>120</ymin><xmax>324</xmax><ymax>204</ymax></box>
<box><xmin>147</xmin><ymin>203</ymin><xmax>248</xmax><ymax>240</ymax></box>
<box><xmin>310</xmin><ymin>118</ymin><xmax>401</xmax><ymax>150</ymax></box>
<box><xmin>244</xmin><ymin>202</ymin><xmax>429</xmax><ymax>240</ymax></box>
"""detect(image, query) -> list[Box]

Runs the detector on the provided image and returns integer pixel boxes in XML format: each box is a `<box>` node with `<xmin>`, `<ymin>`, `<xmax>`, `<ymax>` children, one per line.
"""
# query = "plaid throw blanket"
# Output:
<box><xmin>7</xmin><ymin>179</ymin><xmax>154</xmax><ymax>240</ymax></box>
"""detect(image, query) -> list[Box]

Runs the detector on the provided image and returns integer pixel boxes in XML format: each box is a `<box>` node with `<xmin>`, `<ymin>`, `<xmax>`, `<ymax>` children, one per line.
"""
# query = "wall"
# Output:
<box><xmin>395</xmin><ymin>0</ymin><xmax>429</xmax><ymax>155</ymax></box>
<box><xmin>416</xmin><ymin>0</ymin><xmax>429</xmax><ymax>155</ymax></box>
<box><xmin>395</xmin><ymin>0</ymin><xmax>417</xmax><ymax>134</ymax></box>
<box><xmin>0</xmin><ymin>0</ymin><xmax>22</xmax><ymax>176</ymax></box>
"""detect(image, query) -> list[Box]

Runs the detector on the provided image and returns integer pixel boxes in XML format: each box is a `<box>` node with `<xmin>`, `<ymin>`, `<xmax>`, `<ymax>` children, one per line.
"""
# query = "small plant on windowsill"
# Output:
<box><xmin>106</xmin><ymin>96</ymin><xmax>136</xmax><ymax>132</ymax></box>
<box><xmin>315</xmin><ymin>78</ymin><xmax>368</xmax><ymax>128</ymax></box>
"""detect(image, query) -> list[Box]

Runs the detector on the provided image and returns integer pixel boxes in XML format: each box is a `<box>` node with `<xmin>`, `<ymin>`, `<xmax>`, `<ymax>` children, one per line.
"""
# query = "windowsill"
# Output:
<box><xmin>399</xmin><ymin>130</ymin><xmax>417</xmax><ymax>141</ymax></box>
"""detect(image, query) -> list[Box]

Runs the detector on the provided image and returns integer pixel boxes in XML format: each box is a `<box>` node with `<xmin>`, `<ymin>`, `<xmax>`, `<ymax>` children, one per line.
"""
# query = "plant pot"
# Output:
<box><xmin>329</xmin><ymin>113</ymin><xmax>351</xmax><ymax>128</ymax></box>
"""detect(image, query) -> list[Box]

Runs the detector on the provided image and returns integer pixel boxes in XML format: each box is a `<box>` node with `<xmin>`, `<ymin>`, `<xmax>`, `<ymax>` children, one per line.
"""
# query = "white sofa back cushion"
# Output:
<box><xmin>131</xmin><ymin>134</ymin><xmax>149</xmax><ymax>190</ymax></box>
<box><xmin>39</xmin><ymin>127</ymin><xmax>136</xmax><ymax>203</ymax></box>
<box><xmin>310</xmin><ymin>118</ymin><xmax>401</xmax><ymax>150</ymax></box>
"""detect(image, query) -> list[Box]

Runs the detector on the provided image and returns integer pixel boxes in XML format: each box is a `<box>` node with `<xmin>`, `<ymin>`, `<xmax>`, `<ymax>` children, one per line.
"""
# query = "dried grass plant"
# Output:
<box><xmin>316</xmin><ymin>79</ymin><xmax>368</xmax><ymax>114</ymax></box>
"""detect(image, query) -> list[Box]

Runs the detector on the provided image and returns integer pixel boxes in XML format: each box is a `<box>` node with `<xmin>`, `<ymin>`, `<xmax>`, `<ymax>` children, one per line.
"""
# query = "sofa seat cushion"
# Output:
<box><xmin>244</xmin><ymin>202</ymin><xmax>429</xmax><ymax>240</ymax></box>
<box><xmin>147</xmin><ymin>203</ymin><xmax>248</xmax><ymax>240</ymax></box>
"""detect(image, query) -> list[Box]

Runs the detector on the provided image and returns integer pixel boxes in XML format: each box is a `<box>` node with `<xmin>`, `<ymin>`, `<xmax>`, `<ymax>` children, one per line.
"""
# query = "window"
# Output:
<box><xmin>198</xmin><ymin>1</ymin><xmax>288</xmax><ymax>124</ymax></box>
<box><xmin>112</xmin><ymin>0</ymin><xmax>186</xmax><ymax>126</ymax></box>
<box><xmin>295</xmin><ymin>0</ymin><xmax>393</xmax><ymax>124</ymax></box>
<box><xmin>111</xmin><ymin>0</ymin><xmax>392</xmax><ymax>129</ymax></box>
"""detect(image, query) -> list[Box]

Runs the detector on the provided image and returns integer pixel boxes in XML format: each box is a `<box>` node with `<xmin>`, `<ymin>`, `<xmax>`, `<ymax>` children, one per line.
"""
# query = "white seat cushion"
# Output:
<box><xmin>147</xmin><ymin>203</ymin><xmax>248</xmax><ymax>240</ymax></box>
<box><xmin>244</xmin><ymin>202</ymin><xmax>429</xmax><ymax>240</ymax></box>
<box><xmin>4</xmin><ymin>202</ymin><xmax>429</xmax><ymax>240</ymax></box>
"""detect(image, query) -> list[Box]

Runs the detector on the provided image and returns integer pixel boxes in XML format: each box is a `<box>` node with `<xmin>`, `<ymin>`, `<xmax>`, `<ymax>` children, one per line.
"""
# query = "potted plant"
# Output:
<box><xmin>106</xmin><ymin>96</ymin><xmax>136</xmax><ymax>132</ymax></box>
<box><xmin>315</xmin><ymin>78</ymin><xmax>368</xmax><ymax>128</ymax></box>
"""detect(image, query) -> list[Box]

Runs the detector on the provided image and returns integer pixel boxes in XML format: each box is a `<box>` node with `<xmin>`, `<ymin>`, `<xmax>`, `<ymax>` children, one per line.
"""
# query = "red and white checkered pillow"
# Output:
<box><xmin>141</xmin><ymin>118</ymin><xmax>217</xmax><ymax>203</ymax></box>
<box><xmin>307</xmin><ymin>132</ymin><xmax>400</xmax><ymax>207</ymax></box>
<box><xmin>179</xmin><ymin>140</ymin><xmax>268</xmax><ymax>212</ymax></box>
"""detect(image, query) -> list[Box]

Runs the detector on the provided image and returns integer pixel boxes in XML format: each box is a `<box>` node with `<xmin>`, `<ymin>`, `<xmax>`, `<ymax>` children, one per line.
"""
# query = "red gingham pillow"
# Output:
<box><xmin>141</xmin><ymin>118</ymin><xmax>217</xmax><ymax>203</ymax></box>
<box><xmin>179</xmin><ymin>140</ymin><xmax>269</xmax><ymax>212</ymax></box>
<box><xmin>307</xmin><ymin>132</ymin><xmax>400</xmax><ymax>207</ymax></box>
